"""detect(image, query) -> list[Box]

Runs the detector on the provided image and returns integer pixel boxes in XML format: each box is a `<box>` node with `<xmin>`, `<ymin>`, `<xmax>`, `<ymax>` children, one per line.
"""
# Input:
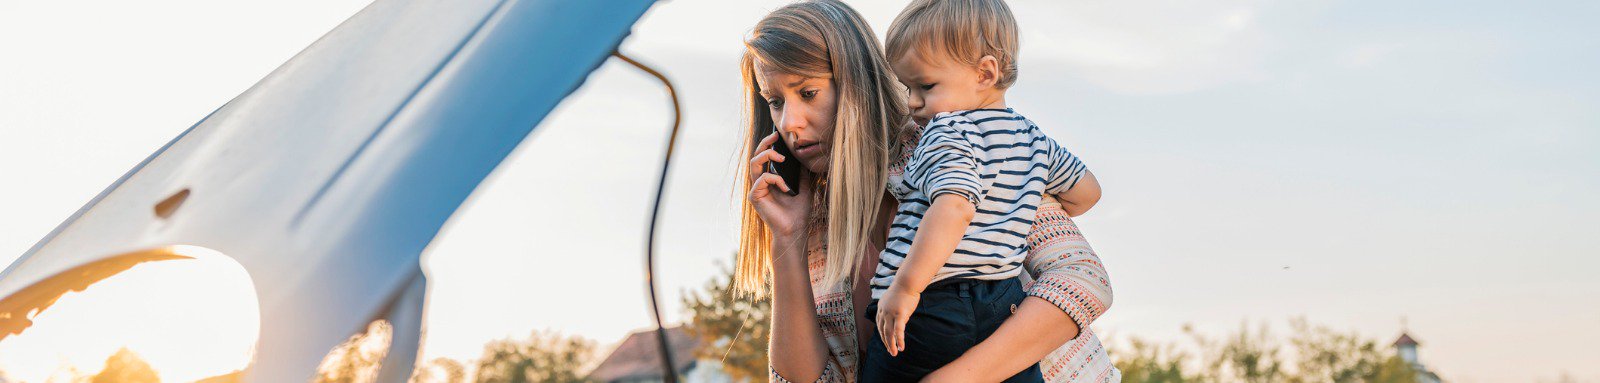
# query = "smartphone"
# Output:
<box><xmin>766</xmin><ymin>134</ymin><xmax>803</xmax><ymax>196</ymax></box>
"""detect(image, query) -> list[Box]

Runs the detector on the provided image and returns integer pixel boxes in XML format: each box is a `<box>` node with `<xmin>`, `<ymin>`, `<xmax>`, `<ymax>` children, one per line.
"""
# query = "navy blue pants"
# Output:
<box><xmin>861</xmin><ymin>277</ymin><xmax>1044</xmax><ymax>383</ymax></box>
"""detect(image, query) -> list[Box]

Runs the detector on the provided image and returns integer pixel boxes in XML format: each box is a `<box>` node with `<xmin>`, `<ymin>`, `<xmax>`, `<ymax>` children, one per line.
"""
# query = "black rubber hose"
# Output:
<box><xmin>613</xmin><ymin>50</ymin><xmax>682</xmax><ymax>383</ymax></box>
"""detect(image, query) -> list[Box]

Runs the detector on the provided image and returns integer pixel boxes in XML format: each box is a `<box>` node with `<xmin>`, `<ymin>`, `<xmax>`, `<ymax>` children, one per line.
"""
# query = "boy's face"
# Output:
<box><xmin>892</xmin><ymin>49</ymin><xmax>990</xmax><ymax>127</ymax></box>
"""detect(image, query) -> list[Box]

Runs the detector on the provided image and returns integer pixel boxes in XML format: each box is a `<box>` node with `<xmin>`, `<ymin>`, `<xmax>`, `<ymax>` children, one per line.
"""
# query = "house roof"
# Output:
<box><xmin>588</xmin><ymin>326</ymin><xmax>702</xmax><ymax>382</ymax></box>
<box><xmin>1394</xmin><ymin>332</ymin><xmax>1419</xmax><ymax>347</ymax></box>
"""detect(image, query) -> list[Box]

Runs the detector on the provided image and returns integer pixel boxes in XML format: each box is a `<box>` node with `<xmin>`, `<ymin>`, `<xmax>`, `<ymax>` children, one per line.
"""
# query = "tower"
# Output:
<box><xmin>1393</xmin><ymin>331</ymin><xmax>1442</xmax><ymax>383</ymax></box>
<box><xmin>1394</xmin><ymin>332</ymin><xmax>1419</xmax><ymax>364</ymax></box>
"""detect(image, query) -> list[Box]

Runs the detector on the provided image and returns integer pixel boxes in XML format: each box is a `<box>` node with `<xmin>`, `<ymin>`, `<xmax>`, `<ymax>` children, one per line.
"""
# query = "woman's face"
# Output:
<box><xmin>754</xmin><ymin>62</ymin><xmax>838</xmax><ymax>174</ymax></box>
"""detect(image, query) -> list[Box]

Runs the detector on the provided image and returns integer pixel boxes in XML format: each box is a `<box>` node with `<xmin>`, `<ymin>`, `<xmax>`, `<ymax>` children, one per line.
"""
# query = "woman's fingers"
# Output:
<box><xmin>757</xmin><ymin>130</ymin><xmax>781</xmax><ymax>152</ymax></box>
<box><xmin>746</xmin><ymin>148</ymin><xmax>786</xmax><ymax>181</ymax></box>
<box><xmin>747</xmin><ymin>131</ymin><xmax>781</xmax><ymax>180</ymax></box>
<box><xmin>748</xmin><ymin>172</ymin><xmax>791</xmax><ymax>202</ymax></box>
<box><xmin>760</xmin><ymin>172</ymin><xmax>792</xmax><ymax>194</ymax></box>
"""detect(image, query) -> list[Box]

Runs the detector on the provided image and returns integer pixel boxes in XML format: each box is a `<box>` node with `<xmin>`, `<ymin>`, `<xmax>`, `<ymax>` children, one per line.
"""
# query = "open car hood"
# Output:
<box><xmin>0</xmin><ymin>0</ymin><xmax>657</xmax><ymax>380</ymax></box>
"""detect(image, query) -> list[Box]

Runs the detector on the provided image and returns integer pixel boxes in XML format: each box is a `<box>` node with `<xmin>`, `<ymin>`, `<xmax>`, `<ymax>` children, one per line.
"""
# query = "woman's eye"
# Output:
<box><xmin>767</xmin><ymin>98</ymin><xmax>783</xmax><ymax>108</ymax></box>
<box><xmin>801</xmin><ymin>89</ymin><xmax>818</xmax><ymax>99</ymax></box>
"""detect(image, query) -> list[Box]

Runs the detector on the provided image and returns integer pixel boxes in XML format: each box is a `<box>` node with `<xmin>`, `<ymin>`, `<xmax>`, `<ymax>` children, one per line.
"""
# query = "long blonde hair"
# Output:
<box><xmin>735</xmin><ymin>0</ymin><xmax>909</xmax><ymax>296</ymax></box>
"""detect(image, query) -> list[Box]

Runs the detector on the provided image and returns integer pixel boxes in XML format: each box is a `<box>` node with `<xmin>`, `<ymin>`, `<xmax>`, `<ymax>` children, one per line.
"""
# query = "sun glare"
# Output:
<box><xmin>0</xmin><ymin>246</ymin><xmax>260</xmax><ymax>383</ymax></box>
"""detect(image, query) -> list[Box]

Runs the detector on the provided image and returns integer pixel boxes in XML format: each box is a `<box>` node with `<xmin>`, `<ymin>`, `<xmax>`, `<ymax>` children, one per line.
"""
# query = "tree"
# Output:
<box><xmin>410</xmin><ymin>358</ymin><xmax>467</xmax><ymax>383</ymax></box>
<box><xmin>1114</xmin><ymin>336</ymin><xmax>1202</xmax><ymax>383</ymax></box>
<box><xmin>473</xmin><ymin>330</ymin><xmax>595</xmax><ymax>383</ymax></box>
<box><xmin>1189</xmin><ymin>323</ymin><xmax>1288</xmax><ymax>383</ymax></box>
<box><xmin>313</xmin><ymin>320</ymin><xmax>393</xmax><ymax>383</ymax></box>
<box><xmin>1283</xmin><ymin>318</ymin><xmax>1417</xmax><ymax>383</ymax></box>
<box><xmin>682</xmin><ymin>265</ymin><xmax>770</xmax><ymax>382</ymax></box>
<box><xmin>1111</xmin><ymin>318</ymin><xmax>1419</xmax><ymax>383</ymax></box>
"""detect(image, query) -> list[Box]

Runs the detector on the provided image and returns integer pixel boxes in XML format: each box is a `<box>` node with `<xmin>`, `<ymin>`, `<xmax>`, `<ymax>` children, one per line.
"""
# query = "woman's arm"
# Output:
<box><xmin>770</xmin><ymin>193</ymin><xmax>895</xmax><ymax>383</ymax></box>
<box><xmin>925</xmin><ymin>297</ymin><xmax>1077</xmax><ymax>382</ymax></box>
<box><xmin>745</xmin><ymin>130</ymin><xmax>833</xmax><ymax>382</ymax></box>
<box><xmin>767</xmin><ymin>230</ymin><xmax>832</xmax><ymax>383</ymax></box>
<box><xmin>924</xmin><ymin>196</ymin><xmax>1114</xmax><ymax>382</ymax></box>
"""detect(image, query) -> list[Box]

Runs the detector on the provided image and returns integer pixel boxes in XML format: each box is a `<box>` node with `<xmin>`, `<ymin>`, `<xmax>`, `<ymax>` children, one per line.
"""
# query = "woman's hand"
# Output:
<box><xmin>747</xmin><ymin>131</ymin><xmax>813</xmax><ymax>238</ymax></box>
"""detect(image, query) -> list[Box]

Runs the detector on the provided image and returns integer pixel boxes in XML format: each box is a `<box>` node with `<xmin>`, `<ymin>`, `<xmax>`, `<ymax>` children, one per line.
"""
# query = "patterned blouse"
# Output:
<box><xmin>770</xmin><ymin>200</ymin><xmax>1120</xmax><ymax>383</ymax></box>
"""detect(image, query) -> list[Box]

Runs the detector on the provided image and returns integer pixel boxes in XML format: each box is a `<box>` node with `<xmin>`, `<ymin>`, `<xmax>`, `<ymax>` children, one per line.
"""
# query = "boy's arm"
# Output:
<box><xmin>877</xmin><ymin>120</ymin><xmax>985</xmax><ymax>356</ymax></box>
<box><xmin>876</xmin><ymin>194</ymin><xmax>975</xmax><ymax>356</ymax></box>
<box><xmin>1040</xmin><ymin>132</ymin><xmax>1098</xmax><ymax>216</ymax></box>
<box><xmin>1056</xmin><ymin>170</ymin><xmax>1100</xmax><ymax>217</ymax></box>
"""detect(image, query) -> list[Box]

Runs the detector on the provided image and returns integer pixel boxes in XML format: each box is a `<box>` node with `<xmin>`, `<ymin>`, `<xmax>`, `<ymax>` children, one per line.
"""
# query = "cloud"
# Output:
<box><xmin>1010</xmin><ymin>0</ymin><xmax>1274</xmax><ymax>95</ymax></box>
<box><xmin>1341</xmin><ymin>42</ymin><xmax>1407</xmax><ymax>68</ymax></box>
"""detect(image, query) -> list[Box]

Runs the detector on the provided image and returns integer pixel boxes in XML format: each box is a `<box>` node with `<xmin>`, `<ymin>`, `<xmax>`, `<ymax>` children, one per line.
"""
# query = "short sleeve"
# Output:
<box><xmin>1041</xmin><ymin>132</ymin><xmax>1088</xmax><ymax>195</ymax></box>
<box><xmin>908</xmin><ymin>122</ymin><xmax>984</xmax><ymax>205</ymax></box>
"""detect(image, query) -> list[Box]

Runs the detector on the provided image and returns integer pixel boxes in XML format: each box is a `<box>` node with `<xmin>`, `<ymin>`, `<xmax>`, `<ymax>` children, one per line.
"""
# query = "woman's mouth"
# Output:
<box><xmin>793</xmin><ymin>141</ymin><xmax>823</xmax><ymax>160</ymax></box>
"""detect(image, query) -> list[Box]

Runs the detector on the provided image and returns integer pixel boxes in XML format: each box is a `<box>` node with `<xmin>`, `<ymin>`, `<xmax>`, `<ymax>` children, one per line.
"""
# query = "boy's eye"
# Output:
<box><xmin>920</xmin><ymin>83</ymin><xmax>935</xmax><ymax>91</ymax></box>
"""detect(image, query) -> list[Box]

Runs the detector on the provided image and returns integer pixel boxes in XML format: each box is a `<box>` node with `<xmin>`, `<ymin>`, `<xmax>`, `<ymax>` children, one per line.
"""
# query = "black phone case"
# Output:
<box><xmin>767</xmin><ymin>137</ymin><xmax>803</xmax><ymax>196</ymax></box>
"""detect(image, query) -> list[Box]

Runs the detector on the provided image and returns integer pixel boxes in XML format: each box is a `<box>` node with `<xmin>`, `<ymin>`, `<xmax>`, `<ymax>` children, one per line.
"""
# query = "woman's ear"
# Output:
<box><xmin>977</xmin><ymin>55</ymin><xmax>1001</xmax><ymax>89</ymax></box>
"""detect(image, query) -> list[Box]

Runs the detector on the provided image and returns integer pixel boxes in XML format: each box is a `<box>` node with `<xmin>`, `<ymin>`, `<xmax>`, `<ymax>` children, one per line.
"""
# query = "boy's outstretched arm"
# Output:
<box><xmin>1055</xmin><ymin>170</ymin><xmax>1100</xmax><ymax>217</ymax></box>
<box><xmin>876</xmin><ymin>194</ymin><xmax>975</xmax><ymax>357</ymax></box>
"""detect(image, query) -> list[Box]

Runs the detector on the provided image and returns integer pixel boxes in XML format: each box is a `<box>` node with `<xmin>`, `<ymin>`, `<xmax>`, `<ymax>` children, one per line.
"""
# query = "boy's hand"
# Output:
<box><xmin>876</xmin><ymin>285</ymin><xmax>921</xmax><ymax>356</ymax></box>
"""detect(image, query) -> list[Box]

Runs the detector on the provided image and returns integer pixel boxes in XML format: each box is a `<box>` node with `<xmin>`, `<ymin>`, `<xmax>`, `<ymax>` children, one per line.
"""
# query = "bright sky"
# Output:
<box><xmin>2</xmin><ymin>1</ymin><xmax>1598</xmax><ymax>382</ymax></box>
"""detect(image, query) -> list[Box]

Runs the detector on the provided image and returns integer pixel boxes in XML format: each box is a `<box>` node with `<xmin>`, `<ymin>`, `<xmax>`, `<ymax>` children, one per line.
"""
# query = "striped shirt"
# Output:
<box><xmin>871</xmin><ymin>108</ymin><xmax>1087</xmax><ymax>299</ymax></box>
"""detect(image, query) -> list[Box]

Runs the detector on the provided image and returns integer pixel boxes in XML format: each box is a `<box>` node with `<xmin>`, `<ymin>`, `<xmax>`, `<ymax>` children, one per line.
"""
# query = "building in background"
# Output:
<box><xmin>1395</xmin><ymin>332</ymin><xmax>1442</xmax><ymax>383</ymax></box>
<box><xmin>589</xmin><ymin>327</ymin><xmax>733</xmax><ymax>383</ymax></box>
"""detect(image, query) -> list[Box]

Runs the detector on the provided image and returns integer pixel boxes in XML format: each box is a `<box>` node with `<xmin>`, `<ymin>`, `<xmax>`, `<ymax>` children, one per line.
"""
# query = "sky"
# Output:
<box><xmin>1</xmin><ymin>0</ymin><xmax>1598</xmax><ymax>382</ymax></box>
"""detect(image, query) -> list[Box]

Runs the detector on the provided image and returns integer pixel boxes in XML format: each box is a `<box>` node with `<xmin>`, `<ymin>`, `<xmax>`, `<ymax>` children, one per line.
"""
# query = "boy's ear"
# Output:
<box><xmin>977</xmin><ymin>55</ymin><xmax>1001</xmax><ymax>89</ymax></box>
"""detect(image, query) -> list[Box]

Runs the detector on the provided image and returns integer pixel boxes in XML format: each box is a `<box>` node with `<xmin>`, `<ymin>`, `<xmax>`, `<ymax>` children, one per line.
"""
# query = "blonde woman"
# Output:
<box><xmin>735</xmin><ymin>1</ymin><xmax>1119</xmax><ymax>382</ymax></box>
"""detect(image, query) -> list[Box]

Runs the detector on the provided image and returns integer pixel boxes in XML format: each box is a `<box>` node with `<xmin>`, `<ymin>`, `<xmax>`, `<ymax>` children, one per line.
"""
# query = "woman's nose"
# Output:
<box><xmin>779</xmin><ymin>106</ymin><xmax>807</xmax><ymax>135</ymax></box>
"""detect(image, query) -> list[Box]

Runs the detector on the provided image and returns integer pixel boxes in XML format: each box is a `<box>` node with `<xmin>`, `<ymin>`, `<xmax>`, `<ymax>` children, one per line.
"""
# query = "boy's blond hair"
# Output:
<box><xmin>886</xmin><ymin>0</ymin><xmax>1020</xmax><ymax>89</ymax></box>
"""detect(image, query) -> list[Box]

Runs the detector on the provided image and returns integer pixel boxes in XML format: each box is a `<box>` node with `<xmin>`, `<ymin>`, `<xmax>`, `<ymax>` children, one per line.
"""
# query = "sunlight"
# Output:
<box><xmin>312</xmin><ymin>319</ymin><xmax>393</xmax><ymax>383</ymax></box>
<box><xmin>0</xmin><ymin>246</ymin><xmax>259</xmax><ymax>383</ymax></box>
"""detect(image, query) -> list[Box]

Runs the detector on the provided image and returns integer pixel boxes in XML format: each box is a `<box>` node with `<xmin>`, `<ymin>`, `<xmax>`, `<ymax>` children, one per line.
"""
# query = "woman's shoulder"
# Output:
<box><xmin>888</xmin><ymin>120</ymin><xmax>921</xmax><ymax>171</ymax></box>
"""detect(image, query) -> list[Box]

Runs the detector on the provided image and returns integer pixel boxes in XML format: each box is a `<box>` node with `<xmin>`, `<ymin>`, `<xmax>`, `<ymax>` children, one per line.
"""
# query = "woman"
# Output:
<box><xmin>734</xmin><ymin>1</ymin><xmax>1118</xmax><ymax>382</ymax></box>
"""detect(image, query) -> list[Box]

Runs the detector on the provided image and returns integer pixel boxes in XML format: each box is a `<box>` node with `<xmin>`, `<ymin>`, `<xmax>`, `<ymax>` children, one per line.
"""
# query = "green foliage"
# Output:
<box><xmin>473</xmin><ymin>329</ymin><xmax>596</xmax><ymax>383</ymax></box>
<box><xmin>682</xmin><ymin>265</ymin><xmax>771</xmax><ymax>382</ymax></box>
<box><xmin>1115</xmin><ymin>337</ymin><xmax>1203</xmax><ymax>383</ymax></box>
<box><xmin>1283</xmin><ymin>319</ymin><xmax>1417</xmax><ymax>383</ymax></box>
<box><xmin>1188</xmin><ymin>322</ymin><xmax>1289</xmax><ymax>383</ymax></box>
<box><xmin>1112</xmin><ymin>318</ymin><xmax>1419</xmax><ymax>383</ymax></box>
